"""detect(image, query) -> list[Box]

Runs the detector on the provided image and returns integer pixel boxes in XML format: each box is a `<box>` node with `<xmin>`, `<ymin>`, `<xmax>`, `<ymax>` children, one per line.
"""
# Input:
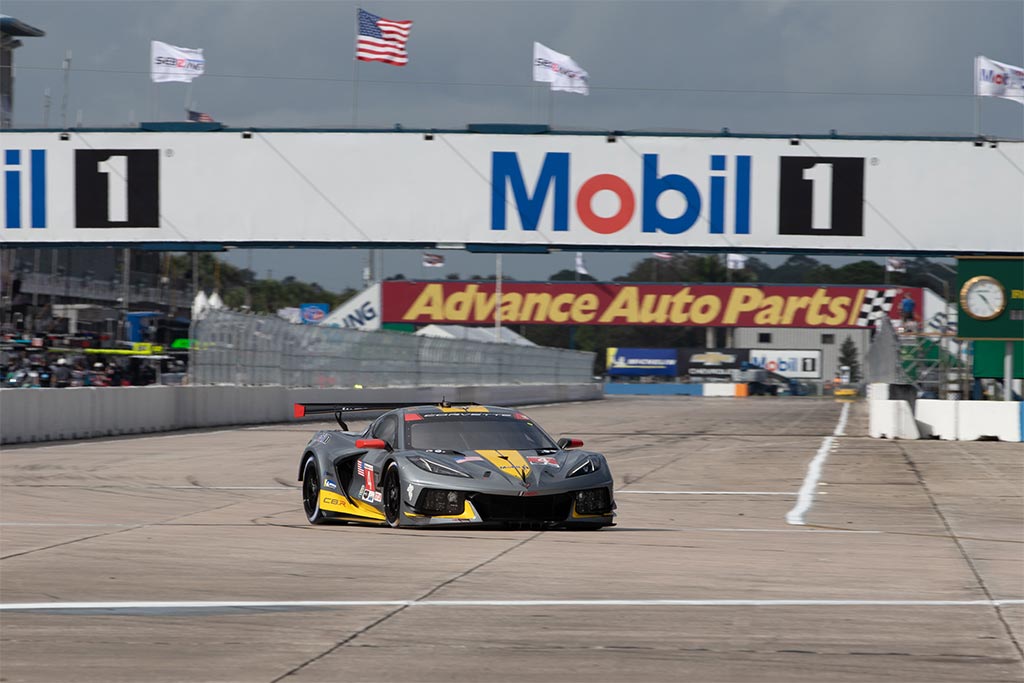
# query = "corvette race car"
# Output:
<box><xmin>294</xmin><ymin>402</ymin><xmax>615</xmax><ymax>529</ymax></box>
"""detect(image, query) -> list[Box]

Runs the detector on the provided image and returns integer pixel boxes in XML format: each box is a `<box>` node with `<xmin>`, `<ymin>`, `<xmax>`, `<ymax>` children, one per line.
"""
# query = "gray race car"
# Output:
<box><xmin>295</xmin><ymin>402</ymin><xmax>615</xmax><ymax>529</ymax></box>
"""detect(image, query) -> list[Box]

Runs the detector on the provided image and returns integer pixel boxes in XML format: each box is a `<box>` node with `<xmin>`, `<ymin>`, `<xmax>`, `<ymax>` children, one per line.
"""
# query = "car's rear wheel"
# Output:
<box><xmin>382</xmin><ymin>461</ymin><xmax>402</xmax><ymax>528</ymax></box>
<box><xmin>302</xmin><ymin>457</ymin><xmax>327</xmax><ymax>525</ymax></box>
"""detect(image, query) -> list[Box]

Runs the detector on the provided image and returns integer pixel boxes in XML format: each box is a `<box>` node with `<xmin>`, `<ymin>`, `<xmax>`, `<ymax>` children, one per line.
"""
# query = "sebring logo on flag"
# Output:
<box><xmin>357</xmin><ymin>8</ymin><xmax>413</xmax><ymax>66</ymax></box>
<box><xmin>151</xmin><ymin>41</ymin><xmax>205</xmax><ymax>83</ymax></box>
<box><xmin>533</xmin><ymin>42</ymin><xmax>589</xmax><ymax>95</ymax></box>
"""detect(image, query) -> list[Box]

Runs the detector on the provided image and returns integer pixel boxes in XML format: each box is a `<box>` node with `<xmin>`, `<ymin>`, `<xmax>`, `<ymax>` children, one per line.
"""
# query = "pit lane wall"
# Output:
<box><xmin>867</xmin><ymin>383</ymin><xmax>1022</xmax><ymax>442</ymax></box>
<box><xmin>0</xmin><ymin>383</ymin><xmax>603</xmax><ymax>444</ymax></box>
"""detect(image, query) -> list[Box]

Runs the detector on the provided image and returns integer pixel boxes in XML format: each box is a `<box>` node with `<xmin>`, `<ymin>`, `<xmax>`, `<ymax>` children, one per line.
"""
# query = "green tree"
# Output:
<box><xmin>838</xmin><ymin>336</ymin><xmax>862</xmax><ymax>382</ymax></box>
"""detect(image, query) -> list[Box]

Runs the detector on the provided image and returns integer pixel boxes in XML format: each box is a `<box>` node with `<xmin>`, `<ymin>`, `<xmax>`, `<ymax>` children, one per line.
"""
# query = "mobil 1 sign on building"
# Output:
<box><xmin>1</xmin><ymin>130</ymin><xmax>1021</xmax><ymax>255</ymax></box>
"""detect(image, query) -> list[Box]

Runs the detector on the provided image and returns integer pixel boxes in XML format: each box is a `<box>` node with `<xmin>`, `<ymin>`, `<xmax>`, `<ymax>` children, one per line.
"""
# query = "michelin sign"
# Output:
<box><xmin>606</xmin><ymin>348</ymin><xmax>678</xmax><ymax>377</ymax></box>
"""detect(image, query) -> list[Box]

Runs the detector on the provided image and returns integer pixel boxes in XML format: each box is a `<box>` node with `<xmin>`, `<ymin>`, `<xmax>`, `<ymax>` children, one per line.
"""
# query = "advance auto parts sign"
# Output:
<box><xmin>382</xmin><ymin>282</ymin><xmax>919</xmax><ymax>328</ymax></box>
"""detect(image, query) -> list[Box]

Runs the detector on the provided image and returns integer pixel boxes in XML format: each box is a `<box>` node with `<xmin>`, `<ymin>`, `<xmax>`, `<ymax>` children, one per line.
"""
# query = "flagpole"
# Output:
<box><xmin>547</xmin><ymin>89</ymin><xmax>554</xmax><ymax>128</ymax></box>
<box><xmin>60</xmin><ymin>49</ymin><xmax>72</xmax><ymax>130</ymax></box>
<box><xmin>494</xmin><ymin>254</ymin><xmax>503</xmax><ymax>339</ymax></box>
<box><xmin>352</xmin><ymin>9</ymin><xmax>360</xmax><ymax>126</ymax></box>
<box><xmin>184</xmin><ymin>83</ymin><xmax>193</xmax><ymax>115</ymax></box>
<box><xmin>973</xmin><ymin>56</ymin><xmax>980</xmax><ymax>138</ymax></box>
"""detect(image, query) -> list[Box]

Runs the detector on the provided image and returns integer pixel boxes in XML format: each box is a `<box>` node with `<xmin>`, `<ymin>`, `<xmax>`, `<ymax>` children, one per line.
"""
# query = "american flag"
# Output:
<box><xmin>186</xmin><ymin>109</ymin><xmax>214</xmax><ymax>122</ymax></box>
<box><xmin>356</xmin><ymin>8</ymin><xmax>413</xmax><ymax>66</ymax></box>
<box><xmin>422</xmin><ymin>253</ymin><xmax>445</xmax><ymax>267</ymax></box>
<box><xmin>652</xmin><ymin>252</ymin><xmax>673</xmax><ymax>261</ymax></box>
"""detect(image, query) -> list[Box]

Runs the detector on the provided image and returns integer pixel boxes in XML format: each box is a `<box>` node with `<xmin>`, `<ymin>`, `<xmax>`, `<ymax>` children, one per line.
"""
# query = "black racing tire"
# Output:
<box><xmin>382</xmin><ymin>461</ymin><xmax>403</xmax><ymax>528</ymax></box>
<box><xmin>302</xmin><ymin>457</ymin><xmax>328</xmax><ymax>525</ymax></box>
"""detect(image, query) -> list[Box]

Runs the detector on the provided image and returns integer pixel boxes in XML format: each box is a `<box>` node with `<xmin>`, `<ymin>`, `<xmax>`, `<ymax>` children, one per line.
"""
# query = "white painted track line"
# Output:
<box><xmin>786</xmin><ymin>402</ymin><xmax>850</xmax><ymax>525</ymax></box>
<box><xmin>3</xmin><ymin>598</ymin><xmax>1022</xmax><ymax>611</ymax></box>
<box><xmin>620</xmin><ymin>490</ymin><xmax>794</xmax><ymax>495</ymax></box>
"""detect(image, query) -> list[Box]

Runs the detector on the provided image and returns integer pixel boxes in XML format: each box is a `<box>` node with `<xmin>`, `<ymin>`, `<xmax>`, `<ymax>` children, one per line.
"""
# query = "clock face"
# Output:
<box><xmin>960</xmin><ymin>276</ymin><xmax>1006</xmax><ymax>321</ymax></box>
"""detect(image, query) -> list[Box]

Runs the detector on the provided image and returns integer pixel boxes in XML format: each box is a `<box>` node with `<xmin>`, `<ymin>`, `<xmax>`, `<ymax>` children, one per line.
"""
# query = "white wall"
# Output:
<box><xmin>0</xmin><ymin>383</ymin><xmax>603</xmax><ymax>445</ymax></box>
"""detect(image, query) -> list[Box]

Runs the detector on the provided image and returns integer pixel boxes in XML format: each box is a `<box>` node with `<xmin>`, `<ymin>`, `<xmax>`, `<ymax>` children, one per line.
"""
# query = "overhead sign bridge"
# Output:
<box><xmin>2</xmin><ymin>127</ymin><xmax>1021</xmax><ymax>255</ymax></box>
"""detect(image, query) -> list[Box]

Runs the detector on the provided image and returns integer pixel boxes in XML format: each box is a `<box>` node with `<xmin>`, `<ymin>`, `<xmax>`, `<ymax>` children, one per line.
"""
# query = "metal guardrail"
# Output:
<box><xmin>192</xmin><ymin>310</ymin><xmax>596</xmax><ymax>388</ymax></box>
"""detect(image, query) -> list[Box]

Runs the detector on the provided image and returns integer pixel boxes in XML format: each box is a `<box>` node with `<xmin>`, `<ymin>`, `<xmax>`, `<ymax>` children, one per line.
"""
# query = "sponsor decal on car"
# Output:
<box><xmin>527</xmin><ymin>456</ymin><xmax>560</xmax><ymax>467</ymax></box>
<box><xmin>357</xmin><ymin>460</ymin><xmax>381</xmax><ymax>502</ymax></box>
<box><xmin>323</xmin><ymin>478</ymin><xmax>339</xmax><ymax>490</ymax></box>
<box><xmin>455</xmin><ymin>455</ymin><xmax>486</xmax><ymax>463</ymax></box>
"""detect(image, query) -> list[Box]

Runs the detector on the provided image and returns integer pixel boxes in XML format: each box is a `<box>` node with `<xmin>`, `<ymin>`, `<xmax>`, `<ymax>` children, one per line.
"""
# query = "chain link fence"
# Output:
<box><xmin>191</xmin><ymin>310</ymin><xmax>595</xmax><ymax>388</ymax></box>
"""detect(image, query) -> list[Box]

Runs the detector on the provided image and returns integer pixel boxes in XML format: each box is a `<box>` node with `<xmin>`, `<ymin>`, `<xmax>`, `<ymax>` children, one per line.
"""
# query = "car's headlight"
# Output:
<box><xmin>408</xmin><ymin>455</ymin><xmax>472</xmax><ymax>478</ymax></box>
<box><xmin>567</xmin><ymin>457</ymin><xmax>600</xmax><ymax>478</ymax></box>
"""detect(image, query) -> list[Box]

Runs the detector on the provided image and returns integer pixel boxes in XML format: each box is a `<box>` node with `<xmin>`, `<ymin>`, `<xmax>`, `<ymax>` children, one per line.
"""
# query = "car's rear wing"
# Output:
<box><xmin>293</xmin><ymin>401</ymin><xmax>479</xmax><ymax>428</ymax></box>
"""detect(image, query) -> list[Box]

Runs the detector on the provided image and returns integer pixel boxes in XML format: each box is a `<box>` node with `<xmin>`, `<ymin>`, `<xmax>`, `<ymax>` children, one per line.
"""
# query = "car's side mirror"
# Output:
<box><xmin>557</xmin><ymin>437</ymin><xmax>584</xmax><ymax>449</ymax></box>
<box><xmin>355</xmin><ymin>438</ymin><xmax>389</xmax><ymax>451</ymax></box>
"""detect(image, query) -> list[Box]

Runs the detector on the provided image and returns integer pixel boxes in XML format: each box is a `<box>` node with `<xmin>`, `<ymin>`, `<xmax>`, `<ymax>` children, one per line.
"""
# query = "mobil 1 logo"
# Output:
<box><xmin>778</xmin><ymin>157</ymin><xmax>863</xmax><ymax>237</ymax></box>
<box><xmin>75</xmin><ymin>150</ymin><xmax>159</xmax><ymax>228</ymax></box>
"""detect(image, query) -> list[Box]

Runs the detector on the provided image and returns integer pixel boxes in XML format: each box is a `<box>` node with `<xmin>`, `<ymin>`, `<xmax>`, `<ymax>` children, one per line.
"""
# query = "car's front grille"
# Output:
<box><xmin>469</xmin><ymin>492</ymin><xmax>573</xmax><ymax>522</ymax></box>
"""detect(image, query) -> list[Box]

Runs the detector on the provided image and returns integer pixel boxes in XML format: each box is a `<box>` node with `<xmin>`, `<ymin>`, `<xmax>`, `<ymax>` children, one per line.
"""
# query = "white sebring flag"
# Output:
<box><xmin>533</xmin><ymin>42</ymin><xmax>589</xmax><ymax>95</ymax></box>
<box><xmin>975</xmin><ymin>55</ymin><xmax>1024</xmax><ymax>104</ymax></box>
<box><xmin>885</xmin><ymin>257</ymin><xmax>906</xmax><ymax>273</ymax></box>
<box><xmin>574</xmin><ymin>252</ymin><xmax>589</xmax><ymax>275</ymax></box>
<box><xmin>726</xmin><ymin>253</ymin><xmax>748</xmax><ymax>270</ymax></box>
<box><xmin>151</xmin><ymin>41</ymin><xmax>205</xmax><ymax>83</ymax></box>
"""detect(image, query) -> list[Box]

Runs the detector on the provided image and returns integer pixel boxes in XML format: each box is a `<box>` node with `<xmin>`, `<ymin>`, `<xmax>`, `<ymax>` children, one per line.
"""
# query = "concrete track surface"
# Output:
<box><xmin>1</xmin><ymin>397</ymin><xmax>1022</xmax><ymax>683</ymax></box>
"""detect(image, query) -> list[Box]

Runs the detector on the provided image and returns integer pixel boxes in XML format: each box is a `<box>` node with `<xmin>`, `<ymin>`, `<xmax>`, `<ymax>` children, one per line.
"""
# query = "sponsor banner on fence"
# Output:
<box><xmin>748</xmin><ymin>349</ymin><xmax>822</xmax><ymax>379</ymax></box>
<box><xmin>1</xmin><ymin>132</ymin><xmax>1020</xmax><ymax>254</ymax></box>
<box><xmin>299</xmin><ymin>303</ymin><xmax>330</xmax><ymax>325</ymax></box>
<box><xmin>678</xmin><ymin>348</ymin><xmax>749</xmax><ymax>380</ymax></box>
<box><xmin>606</xmin><ymin>347</ymin><xmax>678</xmax><ymax>376</ymax></box>
<box><xmin>320</xmin><ymin>284</ymin><xmax>381</xmax><ymax>331</ymax></box>
<box><xmin>382</xmin><ymin>282</ymin><xmax>921</xmax><ymax>328</ymax></box>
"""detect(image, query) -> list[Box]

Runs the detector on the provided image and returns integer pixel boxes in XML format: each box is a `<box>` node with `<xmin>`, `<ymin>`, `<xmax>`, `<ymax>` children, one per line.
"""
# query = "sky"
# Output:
<box><xmin>5</xmin><ymin>0</ymin><xmax>1023</xmax><ymax>291</ymax></box>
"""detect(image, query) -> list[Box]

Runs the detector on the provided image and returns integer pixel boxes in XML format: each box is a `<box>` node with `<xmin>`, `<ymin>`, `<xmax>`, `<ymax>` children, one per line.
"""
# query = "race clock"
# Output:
<box><xmin>959</xmin><ymin>275</ymin><xmax>1006</xmax><ymax>321</ymax></box>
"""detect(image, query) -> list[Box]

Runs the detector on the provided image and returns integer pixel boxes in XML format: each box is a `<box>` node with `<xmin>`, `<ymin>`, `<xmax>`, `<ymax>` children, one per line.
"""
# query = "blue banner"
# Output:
<box><xmin>605</xmin><ymin>347</ymin><xmax>678</xmax><ymax>377</ymax></box>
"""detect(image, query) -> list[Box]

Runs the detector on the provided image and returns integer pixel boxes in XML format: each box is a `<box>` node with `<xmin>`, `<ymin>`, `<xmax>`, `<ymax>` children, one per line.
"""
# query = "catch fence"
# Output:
<box><xmin>191</xmin><ymin>310</ymin><xmax>595</xmax><ymax>388</ymax></box>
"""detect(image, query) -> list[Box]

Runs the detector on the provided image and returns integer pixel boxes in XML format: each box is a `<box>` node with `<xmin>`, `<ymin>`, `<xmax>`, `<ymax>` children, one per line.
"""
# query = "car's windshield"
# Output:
<box><xmin>406</xmin><ymin>415</ymin><xmax>557</xmax><ymax>451</ymax></box>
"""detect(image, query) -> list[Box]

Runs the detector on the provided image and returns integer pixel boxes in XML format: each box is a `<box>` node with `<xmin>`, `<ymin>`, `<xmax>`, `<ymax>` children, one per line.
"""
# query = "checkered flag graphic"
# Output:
<box><xmin>927</xmin><ymin>310</ymin><xmax>954</xmax><ymax>334</ymax></box>
<box><xmin>855</xmin><ymin>289</ymin><xmax>899</xmax><ymax>327</ymax></box>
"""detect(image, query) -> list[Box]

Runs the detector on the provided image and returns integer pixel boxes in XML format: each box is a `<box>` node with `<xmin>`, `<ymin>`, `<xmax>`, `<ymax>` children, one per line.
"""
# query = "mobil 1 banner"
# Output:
<box><xmin>2</xmin><ymin>132</ymin><xmax>1021</xmax><ymax>254</ymax></box>
<box><xmin>678</xmin><ymin>348</ymin><xmax>749</xmax><ymax>380</ymax></box>
<box><xmin>606</xmin><ymin>348</ymin><xmax>678</xmax><ymax>377</ymax></box>
<box><xmin>749</xmin><ymin>349</ymin><xmax>822</xmax><ymax>379</ymax></box>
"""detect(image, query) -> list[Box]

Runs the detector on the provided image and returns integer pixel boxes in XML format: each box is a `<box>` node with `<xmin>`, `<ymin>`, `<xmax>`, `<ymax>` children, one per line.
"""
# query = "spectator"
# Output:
<box><xmin>53</xmin><ymin>358</ymin><xmax>72</xmax><ymax>388</ymax></box>
<box><xmin>900</xmin><ymin>295</ymin><xmax>916</xmax><ymax>323</ymax></box>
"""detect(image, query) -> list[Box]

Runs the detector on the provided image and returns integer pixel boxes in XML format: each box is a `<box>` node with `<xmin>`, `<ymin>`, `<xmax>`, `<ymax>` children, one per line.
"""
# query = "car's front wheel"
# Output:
<box><xmin>302</xmin><ymin>457</ymin><xmax>327</xmax><ymax>525</ymax></box>
<box><xmin>382</xmin><ymin>461</ymin><xmax>402</xmax><ymax>528</ymax></box>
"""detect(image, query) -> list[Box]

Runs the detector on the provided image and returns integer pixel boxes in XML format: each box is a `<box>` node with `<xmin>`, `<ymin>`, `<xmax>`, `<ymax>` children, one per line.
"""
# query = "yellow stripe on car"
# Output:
<box><xmin>474</xmin><ymin>449</ymin><xmax>532</xmax><ymax>478</ymax></box>
<box><xmin>319</xmin><ymin>490</ymin><xmax>385</xmax><ymax>520</ymax></box>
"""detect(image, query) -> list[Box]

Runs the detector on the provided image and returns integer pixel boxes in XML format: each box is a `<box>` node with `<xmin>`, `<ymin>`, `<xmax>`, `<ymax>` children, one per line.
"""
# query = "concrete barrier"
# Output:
<box><xmin>604</xmin><ymin>383</ymin><xmax>748</xmax><ymax>397</ymax></box>
<box><xmin>869</xmin><ymin>399</ymin><xmax>921</xmax><ymax>439</ymax></box>
<box><xmin>957</xmin><ymin>401</ymin><xmax>1022</xmax><ymax>442</ymax></box>
<box><xmin>914</xmin><ymin>399</ymin><xmax>958</xmax><ymax>440</ymax></box>
<box><xmin>0</xmin><ymin>383</ymin><xmax>603</xmax><ymax>445</ymax></box>
<box><xmin>704</xmin><ymin>383</ymin><xmax>748</xmax><ymax>397</ymax></box>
